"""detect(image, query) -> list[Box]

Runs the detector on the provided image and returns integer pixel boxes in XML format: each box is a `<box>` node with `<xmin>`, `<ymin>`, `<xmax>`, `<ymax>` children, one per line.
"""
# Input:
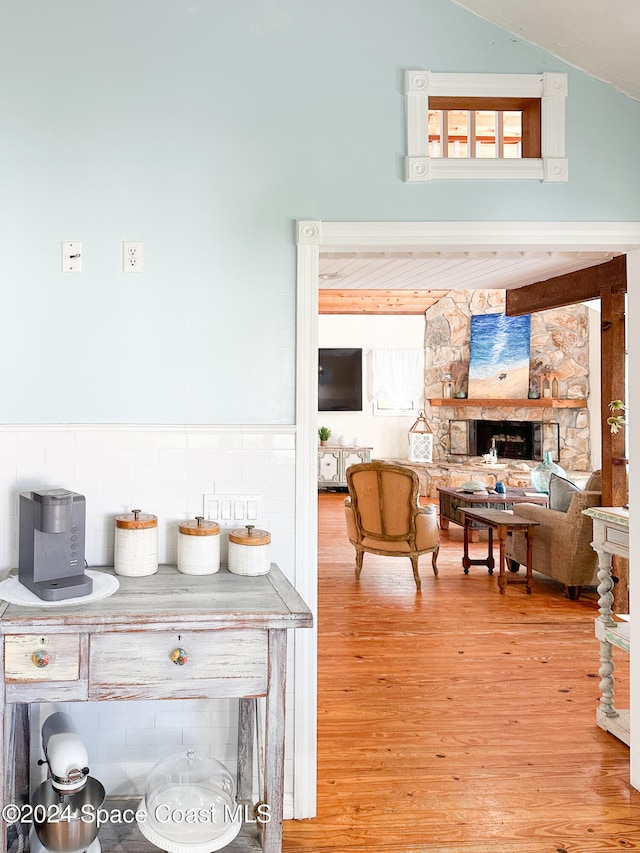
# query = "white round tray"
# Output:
<box><xmin>0</xmin><ymin>570</ymin><xmax>119</xmax><ymax>607</ymax></box>
<box><xmin>136</xmin><ymin>796</ymin><xmax>242</xmax><ymax>853</ymax></box>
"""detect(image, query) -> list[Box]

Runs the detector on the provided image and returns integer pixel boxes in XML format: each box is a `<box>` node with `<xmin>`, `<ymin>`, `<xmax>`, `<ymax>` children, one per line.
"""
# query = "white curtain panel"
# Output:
<box><xmin>372</xmin><ymin>349</ymin><xmax>423</xmax><ymax>408</ymax></box>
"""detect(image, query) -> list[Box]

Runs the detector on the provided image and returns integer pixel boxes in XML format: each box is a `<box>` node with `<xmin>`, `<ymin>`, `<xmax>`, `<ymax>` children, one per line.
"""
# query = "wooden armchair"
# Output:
<box><xmin>344</xmin><ymin>461</ymin><xmax>439</xmax><ymax>590</ymax></box>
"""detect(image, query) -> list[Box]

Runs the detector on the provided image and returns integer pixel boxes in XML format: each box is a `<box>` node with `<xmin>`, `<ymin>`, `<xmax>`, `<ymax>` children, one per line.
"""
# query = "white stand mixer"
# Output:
<box><xmin>30</xmin><ymin>713</ymin><xmax>105</xmax><ymax>853</ymax></box>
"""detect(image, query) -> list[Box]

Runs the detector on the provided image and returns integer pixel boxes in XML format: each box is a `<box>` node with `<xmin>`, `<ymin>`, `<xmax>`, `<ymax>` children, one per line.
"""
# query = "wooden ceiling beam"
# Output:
<box><xmin>319</xmin><ymin>289</ymin><xmax>448</xmax><ymax>315</ymax></box>
<box><xmin>505</xmin><ymin>255</ymin><xmax>627</xmax><ymax>316</ymax></box>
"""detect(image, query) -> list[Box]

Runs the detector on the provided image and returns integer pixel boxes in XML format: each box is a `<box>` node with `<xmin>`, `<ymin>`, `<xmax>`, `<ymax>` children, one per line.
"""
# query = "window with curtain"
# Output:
<box><xmin>372</xmin><ymin>349</ymin><xmax>423</xmax><ymax>415</ymax></box>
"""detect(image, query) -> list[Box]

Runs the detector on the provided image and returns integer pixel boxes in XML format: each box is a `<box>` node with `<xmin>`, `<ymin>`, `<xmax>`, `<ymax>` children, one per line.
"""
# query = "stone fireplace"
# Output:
<box><xmin>423</xmin><ymin>289</ymin><xmax>592</xmax><ymax>474</ymax></box>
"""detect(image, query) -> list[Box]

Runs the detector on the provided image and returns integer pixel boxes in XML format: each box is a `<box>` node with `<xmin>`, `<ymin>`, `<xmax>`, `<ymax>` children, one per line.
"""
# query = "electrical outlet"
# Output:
<box><xmin>123</xmin><ymin>241</ymin><xmax>144</xmax><ymax>273</ymax></box>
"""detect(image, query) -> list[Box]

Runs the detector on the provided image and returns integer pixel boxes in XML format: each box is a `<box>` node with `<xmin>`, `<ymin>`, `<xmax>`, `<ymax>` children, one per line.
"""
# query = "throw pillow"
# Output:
<box><xmin>548</xmin><ymin>473</ymin><xmax>580</xmax><ymax>512</ymax></box>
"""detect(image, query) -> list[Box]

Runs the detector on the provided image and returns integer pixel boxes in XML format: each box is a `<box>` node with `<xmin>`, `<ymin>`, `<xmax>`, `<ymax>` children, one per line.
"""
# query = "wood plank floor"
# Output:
<box><xmin>283</xmin><ymin>492</ymin><xmax>637</xmax><ymax>853</ymax></box>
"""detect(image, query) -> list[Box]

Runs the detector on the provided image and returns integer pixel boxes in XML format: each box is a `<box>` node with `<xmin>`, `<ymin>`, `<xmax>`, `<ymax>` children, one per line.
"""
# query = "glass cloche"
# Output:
<box><xmin>137</xmin><ymin>749</ymin><xmax>242</xmax><ymax>852</ymax></box>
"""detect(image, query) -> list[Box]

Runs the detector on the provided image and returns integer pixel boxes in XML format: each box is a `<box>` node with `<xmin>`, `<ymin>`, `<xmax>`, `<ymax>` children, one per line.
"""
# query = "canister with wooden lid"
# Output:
<box><xmin>177</xmin><ymin>516</ymin><xmax>221</xmax><ymax>575</ymax></box>
<box><xmin>114</xmin><ymin>509</ymin><xmax>158</xmax><ymax>577</ymax></box>
<box><xmin>228</xmin><ymin>524</ymin><xmax>271</xmax><ymax>576</ymax></box>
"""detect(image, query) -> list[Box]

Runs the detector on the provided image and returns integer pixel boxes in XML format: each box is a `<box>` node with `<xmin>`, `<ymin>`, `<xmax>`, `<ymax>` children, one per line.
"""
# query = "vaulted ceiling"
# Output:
<box><xmin>319</xmin><ymin>1</ymin><xmax>639</xmax><ymax>297</ymax></box>
<box><xmin>452</xmin><ymin>0</ymin><xmax>640</xmax><ymax>101</ymax></box>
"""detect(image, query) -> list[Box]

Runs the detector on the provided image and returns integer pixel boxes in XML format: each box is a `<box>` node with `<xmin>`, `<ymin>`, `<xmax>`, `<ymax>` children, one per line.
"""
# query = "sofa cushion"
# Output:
<box><xmin>548</xmin><ymin>473</ymin><xmax>580</xmax><ymax>512</ymax></box>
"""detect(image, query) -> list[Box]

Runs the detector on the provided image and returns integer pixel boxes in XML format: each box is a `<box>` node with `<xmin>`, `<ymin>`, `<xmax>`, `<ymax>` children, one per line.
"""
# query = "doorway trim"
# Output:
<box><xmin>294</xmin><ymin>219</ymin><xmax>640</xmax><ymax>816</ymax></box>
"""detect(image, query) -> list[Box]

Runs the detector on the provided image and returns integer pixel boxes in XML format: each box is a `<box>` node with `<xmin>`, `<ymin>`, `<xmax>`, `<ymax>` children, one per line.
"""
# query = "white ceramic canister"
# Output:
<box><xmin>114</xmin><ymin>509</ymin><xmax>158</xmax><ymax>577</ymax></box>
<box><xmin>177</xmin><ymin>516</ymin><xmax>221</xmax><ymax>575</ymax></box>
<box><xmin>228</xmin><ymin>524</ymin><xmax>271</xmax><ymax>576</ymax></box>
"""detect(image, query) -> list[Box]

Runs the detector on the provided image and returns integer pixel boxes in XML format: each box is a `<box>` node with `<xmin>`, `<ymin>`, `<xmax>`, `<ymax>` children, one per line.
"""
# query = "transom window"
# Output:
<box><xmin>427</xmin><ymin>98</ymin><xmax>541</xmax><ymax>159</ymax></box>
<box><xmin>405</xmin><ymin>72</ymin><xmax>567</xmax><ymax>182</ymax></box>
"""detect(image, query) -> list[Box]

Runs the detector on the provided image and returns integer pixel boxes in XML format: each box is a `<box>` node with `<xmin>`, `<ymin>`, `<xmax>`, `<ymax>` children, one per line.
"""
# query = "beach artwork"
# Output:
<box><xmin>468</xmin><ymin>313</ymin><xmax>531</xmax><ymax>399</ymax></box>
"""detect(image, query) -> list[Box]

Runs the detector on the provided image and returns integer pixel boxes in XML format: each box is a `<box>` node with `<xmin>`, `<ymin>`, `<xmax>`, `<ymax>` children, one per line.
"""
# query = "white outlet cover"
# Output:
<box><xmin>123</xmin><ymin>240</ymin><xmax>144</xmax><ymax>273</ymax></box>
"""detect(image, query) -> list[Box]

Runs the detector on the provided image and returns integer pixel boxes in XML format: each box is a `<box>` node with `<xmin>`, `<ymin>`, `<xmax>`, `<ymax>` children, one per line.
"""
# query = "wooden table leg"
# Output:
<box><xmin>462</xmin><ymin>517</ymin><xmax>494</xmax><ymax>574</ymax></box>
<box><xmin>263</xmin><ymin>628</ymin><xmax>287</xmax><ymax>853</ymax></box>
<box><xmin>462</xmin><ymin>516</ymin><xmax>471</xmax><ymax>573</ymax></box>
<box><xmin>594</xmin><ymin>546</ymin><xmax>618</xmax><ymax>725</ymax></box>
<box><xmin>525</xmin><ymin>525</ymin><xmax>535</xmax><ymax>594</ymax></box>
<box><xmin>237</xmin><ymin>697</ymin><xmax>255</xmax><ymax>805</ymax></box>
<box><xmin>1</xmin><ymin>641</ymin><xmax>6</xmax><ymax>853</ymax></box>
<box><xmin>0</xmin><ymin>698</ymin><xmax>29</xmax><ymax>853</ymax></box>
<box><xmin>497</xmin><ymin>523</ymin><xmax>508</xmax><ymax>594</ymax></box>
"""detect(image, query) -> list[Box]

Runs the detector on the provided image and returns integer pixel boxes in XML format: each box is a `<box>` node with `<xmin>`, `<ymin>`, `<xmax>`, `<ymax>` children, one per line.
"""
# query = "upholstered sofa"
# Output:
<box><xmin>505</xmin><ymin>470</ymin><xmax>602</xmax><ymax>600</ymax></box>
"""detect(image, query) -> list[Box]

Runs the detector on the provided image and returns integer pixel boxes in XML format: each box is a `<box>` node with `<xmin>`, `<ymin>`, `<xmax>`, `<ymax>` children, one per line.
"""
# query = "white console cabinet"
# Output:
<box><xmin>584</xmin><ymin>506</ymin><xmax>630</xmax><ymax>746</ymax></box>
<box><xmin>0</xmin><ymin>565</ymin><xmax>312</xmax><ymax>853</ymax></box>
<box><xmin>318</xmin><ymin>446</ymin><xmax>372</xmax><ymax>488</ymax></box>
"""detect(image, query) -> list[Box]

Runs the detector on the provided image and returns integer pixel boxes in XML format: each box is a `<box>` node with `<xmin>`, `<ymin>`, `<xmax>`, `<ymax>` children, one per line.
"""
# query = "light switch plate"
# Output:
<box><xmin>62</xmin><ymin>241</ymin><xmax>82</xmax><ymax>273</ymax></box>
<box><xmin>203</xmin><ymin>494</ymin><xmax>262</xmax><ymax>527</ymax></box>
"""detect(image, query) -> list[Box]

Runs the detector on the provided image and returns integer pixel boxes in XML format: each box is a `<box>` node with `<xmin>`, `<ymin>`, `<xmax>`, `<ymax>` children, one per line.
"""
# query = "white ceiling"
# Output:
<box><xmin>319</xmin><ymin>2</ymin><xmax>638</xmax><ymax>295</ymax></box>
<box><xmin>452</xmin><ymin>0</ymin><xmax>640</xmax><ymax>101</ymax></box>
<box><xmin>319</xmin><ymin>250</ymin><xmax>619</xmax><ymax>291</ymax></box>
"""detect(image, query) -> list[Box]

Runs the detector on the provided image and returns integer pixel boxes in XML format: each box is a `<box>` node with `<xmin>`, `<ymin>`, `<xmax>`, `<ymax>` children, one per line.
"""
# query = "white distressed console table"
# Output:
<box><xmin>0</xmin><ymin>564</ymin><xmax>313</xmax><ymax>853</ymax></box>
<box><xmin>317</xmin><ymin>446</ymin><xmax>371</xmax><ymax>488</ymax></box>
<box><xmin>584</xmin><ymin>507</ymin><xmax>630</xmax><ymax>745</ymax></box>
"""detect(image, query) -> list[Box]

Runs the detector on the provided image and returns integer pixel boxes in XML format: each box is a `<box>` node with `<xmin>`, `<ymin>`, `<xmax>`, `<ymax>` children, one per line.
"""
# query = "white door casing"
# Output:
<box><xmin>293</xmin><ymin>220</ymin><xmax>640</xmax><ymax>816</ymax></box>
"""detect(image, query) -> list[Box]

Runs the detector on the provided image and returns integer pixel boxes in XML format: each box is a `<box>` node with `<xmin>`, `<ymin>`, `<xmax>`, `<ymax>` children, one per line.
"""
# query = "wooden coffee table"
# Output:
<box><xmin>459</xmin><ymin>507</ymin><xmax>539</xmax><ymax>594</ymax></box>
<box><xmin>438</xmin><ymin>486</ymin><xmax>547</xmax><ymax>542</ymax></box>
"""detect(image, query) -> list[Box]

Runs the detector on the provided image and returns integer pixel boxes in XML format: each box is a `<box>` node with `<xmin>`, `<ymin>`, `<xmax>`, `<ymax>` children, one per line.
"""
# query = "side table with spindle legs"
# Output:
<box><xmin>459</xmin><ymin>507</ymin><xmax>539</xmax><ymax>594</ymax></box>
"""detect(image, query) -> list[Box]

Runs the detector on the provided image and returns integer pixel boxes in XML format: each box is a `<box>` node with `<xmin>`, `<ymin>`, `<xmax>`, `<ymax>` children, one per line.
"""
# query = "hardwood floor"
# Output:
<box><xmin>283</xmin><ymin>492</ymin><xmax>637</xmax><ymax>852</ymax></box>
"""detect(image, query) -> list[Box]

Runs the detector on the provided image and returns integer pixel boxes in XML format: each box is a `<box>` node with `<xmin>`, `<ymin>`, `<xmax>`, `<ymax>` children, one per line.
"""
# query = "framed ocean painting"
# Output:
<box><xmin>468</xmin><ymin>313</ymin><xmax>531</xmax><ymax>399</ymax></box>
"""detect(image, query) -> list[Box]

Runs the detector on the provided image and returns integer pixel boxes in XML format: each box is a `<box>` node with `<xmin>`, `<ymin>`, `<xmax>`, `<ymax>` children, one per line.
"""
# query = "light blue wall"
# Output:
<box><xmin>2</xmin><ymin>0</ymin><xmax>639</xmax><ymax>423</ymax></box>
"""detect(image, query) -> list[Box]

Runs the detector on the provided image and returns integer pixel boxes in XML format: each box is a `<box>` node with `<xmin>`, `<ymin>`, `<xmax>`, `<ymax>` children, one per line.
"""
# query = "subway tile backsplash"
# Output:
<box><xmin>1</xmin><ymin>424</ymin><xmax>296</xmax><ymax>573</ymax></box>
<box><xmin>7</xmin><ymin>424</ymin><xmax>297</xmax><ymax>811</ymax></box>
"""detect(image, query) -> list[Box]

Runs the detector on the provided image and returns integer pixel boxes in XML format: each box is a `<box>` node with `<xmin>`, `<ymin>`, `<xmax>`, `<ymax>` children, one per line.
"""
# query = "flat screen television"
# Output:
<box><xmin>318</xmin><ymin>348</ymin><xmax>362</xmax><ymax>412</ymax></box>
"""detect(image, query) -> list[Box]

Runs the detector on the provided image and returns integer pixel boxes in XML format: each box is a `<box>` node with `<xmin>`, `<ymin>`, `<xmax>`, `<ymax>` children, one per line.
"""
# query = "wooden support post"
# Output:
<box><xmin>600</xmin><ymin>283</ymin><xmax>628</xmax><ymax>612</ymax></box>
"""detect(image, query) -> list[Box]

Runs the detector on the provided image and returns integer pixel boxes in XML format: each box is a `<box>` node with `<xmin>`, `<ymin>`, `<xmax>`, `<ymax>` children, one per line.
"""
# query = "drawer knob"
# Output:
<box><xmin>32</xmin><ymin>649</ymin><xmax>50</xmax><ymax>668</ymax></box>
<box><xmin>170</xmin><ymin>647</ymin><xmax>188</xmax><ymax>666</ymax></box>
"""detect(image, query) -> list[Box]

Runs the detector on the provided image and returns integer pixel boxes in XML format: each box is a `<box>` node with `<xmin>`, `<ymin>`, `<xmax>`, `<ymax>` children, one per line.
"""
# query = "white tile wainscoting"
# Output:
<box><xmin>0</xmin><ymin>424</ymin><xmax>298</xmax><ymax>811</ymax></box>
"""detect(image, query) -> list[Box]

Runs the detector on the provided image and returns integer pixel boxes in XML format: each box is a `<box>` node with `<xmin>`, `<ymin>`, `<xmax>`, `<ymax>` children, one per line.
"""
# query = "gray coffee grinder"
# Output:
<box><xmin>19</xmin><ymin>488</ymin><xmax>93</xmax><ymax>601</ymax></box>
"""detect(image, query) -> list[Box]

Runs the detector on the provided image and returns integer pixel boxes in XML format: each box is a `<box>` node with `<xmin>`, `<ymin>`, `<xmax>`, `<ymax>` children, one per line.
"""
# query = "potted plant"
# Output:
<box><xmin>318</xmin><ymin>426</ymin><xmax>331</xmax><ymax>446</ymax></box>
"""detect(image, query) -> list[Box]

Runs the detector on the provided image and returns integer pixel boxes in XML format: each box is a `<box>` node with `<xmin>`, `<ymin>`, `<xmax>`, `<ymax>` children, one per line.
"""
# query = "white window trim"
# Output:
<box><xmin>405</xmin><ymin>71</ymin><xmax>568</xmax><ymax>182</ymax></box>
<box><xmin>373</xmin><ymin>399</ymin><xmax>419</xmax><ymax>417</ymax></box>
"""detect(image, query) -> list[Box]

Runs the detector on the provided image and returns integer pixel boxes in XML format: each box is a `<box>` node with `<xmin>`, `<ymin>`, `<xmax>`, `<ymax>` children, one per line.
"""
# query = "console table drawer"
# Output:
<box><xmin>605</xmin><ymin>523</ymin><xmax>629</xmax><ymax>553</ymax></box>
<box><xmin>4</xmin><ymin>634</ymin><xmax>80</xmax><ymax>682</ymax></box>
<box><xmin>89</xmin><ymin>629</ymin><xmax>269</xmax><ymax>699</ymax></box>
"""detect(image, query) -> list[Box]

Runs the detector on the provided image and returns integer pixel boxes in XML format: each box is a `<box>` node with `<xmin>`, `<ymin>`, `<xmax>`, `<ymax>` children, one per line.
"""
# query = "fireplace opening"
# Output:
<box><xmin>467</xmin><ymin>420</ymin><xmax>553</xmax><ymax>461</ymax></box>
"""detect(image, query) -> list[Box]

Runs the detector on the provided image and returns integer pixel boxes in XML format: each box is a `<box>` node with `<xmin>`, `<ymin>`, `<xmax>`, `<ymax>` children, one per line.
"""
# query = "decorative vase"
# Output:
<box><xmin>530</xmin><ymin>450</ymin><xmax>565</xmax><ymax>493</ymax></box>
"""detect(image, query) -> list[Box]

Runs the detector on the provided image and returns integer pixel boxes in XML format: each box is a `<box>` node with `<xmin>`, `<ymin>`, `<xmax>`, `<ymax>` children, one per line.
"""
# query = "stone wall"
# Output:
<box><xmin>423</xmin><ymin>290</ymin><xmax>592</xmax><ymax>471</ymax></box>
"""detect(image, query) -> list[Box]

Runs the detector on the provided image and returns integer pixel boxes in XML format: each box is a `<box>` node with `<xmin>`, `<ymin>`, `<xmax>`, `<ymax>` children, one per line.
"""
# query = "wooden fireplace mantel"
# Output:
<box><xmin>429</xmin><ymin>397</ymin><xmax>587</xmax><ymax>408</ymax></box>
